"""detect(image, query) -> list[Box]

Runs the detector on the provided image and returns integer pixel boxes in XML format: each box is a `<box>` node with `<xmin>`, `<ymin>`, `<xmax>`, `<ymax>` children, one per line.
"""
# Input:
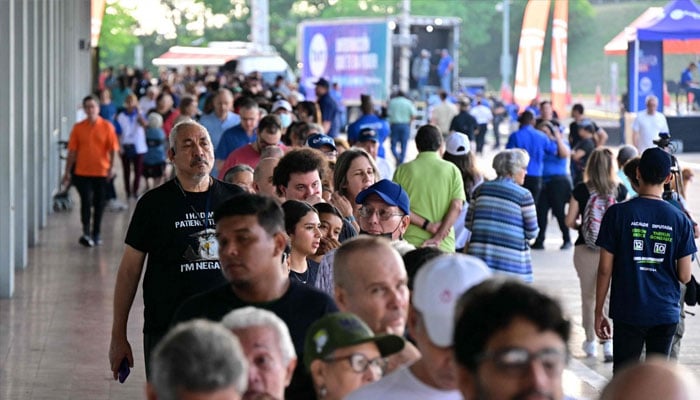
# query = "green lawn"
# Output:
<box><xmin>568</xmin><ymin>1</ymin><xmax>693</xmax><ymax>95</ymax></box>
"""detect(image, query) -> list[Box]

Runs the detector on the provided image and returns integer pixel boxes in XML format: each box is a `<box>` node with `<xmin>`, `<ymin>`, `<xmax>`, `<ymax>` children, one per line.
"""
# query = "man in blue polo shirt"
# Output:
<box><xmin>506</xmin><ymin>110</ymin><xmax>563</xmax><ymax>203</ymax></box>
<box><xmin>680</xmin><ymin>62</ymin><xmax>700</xmax><ymax>110</ymax></box>
<box><xmin>595</xmin><ymin>147</ymin><xmax>695</xmax><ymax>373</ymax></box>
<box><xmin>347</xmin><ymin>94</ymin><xmax>390</xmax><ymax>159</ymax></box>
<box><xmin>215</xmin><ymin>97</ymin><xmax>259</xmax><ymax>176</ymax></box>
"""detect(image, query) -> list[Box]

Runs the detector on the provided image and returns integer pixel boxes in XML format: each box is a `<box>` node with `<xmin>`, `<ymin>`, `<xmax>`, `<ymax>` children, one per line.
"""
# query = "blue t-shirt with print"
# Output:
<box><xmin>596</xmin><ymin>197</ymin><xmax>696</xmax><ymax>326</ymax></box>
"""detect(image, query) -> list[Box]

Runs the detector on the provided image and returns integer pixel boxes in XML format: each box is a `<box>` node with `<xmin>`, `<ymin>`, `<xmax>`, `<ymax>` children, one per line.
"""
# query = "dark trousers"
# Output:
<box><xmin>72</xmin><ymin>175</ymin><xmax>107</xmax><ymax>237</ymax></box>
<box><xmin>475</xmin><ymin>123</ymin><xmax>488</xmax><ymax>153</ymax></box>
<box><xmin>612</xmin><ymin>320</ymin><xmax>676</xmax><ymax>374</ymax></box>
<box><xmin>390</xmin><ymin>123</ymin><xmax>411</xmax><ymax>165</ymax></box>
<box><xmin>523</xmin><ymin>175</ymin><xmax>543</xmax><ymax>205</ymax></box>
<box><xmin>144</xmin><ymin>331</ymin><xmax>167</xmax><ymax>380</ymax></box>
<box><xmin>122</xmin><ymin>154</ymin><xmax>144</xmax><ymax>197</ymax></box>
<box><xmin>535</xmin><ymin>175</ymin><xmax>572</xmax><ymax>245</ymax></box>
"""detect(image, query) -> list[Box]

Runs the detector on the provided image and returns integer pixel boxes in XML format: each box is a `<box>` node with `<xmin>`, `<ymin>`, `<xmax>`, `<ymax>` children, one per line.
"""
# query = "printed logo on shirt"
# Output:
<box><xmin>634</xmin><ymin>240</ymin><xmax>644</xmax><ymax>251</ymax></box>
<box><xmin>654</xmin><ymin>242</ymin><xmax>667</xmax><ymax>255</ymax></box>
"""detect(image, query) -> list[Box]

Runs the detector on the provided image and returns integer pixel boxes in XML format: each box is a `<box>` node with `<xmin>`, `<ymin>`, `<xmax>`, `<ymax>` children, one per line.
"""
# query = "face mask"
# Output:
<box><xmin>359</xmin><ymin>230</ymin><xmax>394</xmax><ymax>240</ymax></box>
<box><xmin>279</xmin><ymin>113</ymin><xmax>292</xmax><ymax>128</ymax></box>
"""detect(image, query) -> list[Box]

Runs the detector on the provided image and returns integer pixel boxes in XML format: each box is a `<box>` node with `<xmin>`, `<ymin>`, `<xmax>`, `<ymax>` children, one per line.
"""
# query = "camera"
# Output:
<box><xmin>654</xmin><ymin>132</ymin><xmax>682</xmax><ymax>202</ymax></box>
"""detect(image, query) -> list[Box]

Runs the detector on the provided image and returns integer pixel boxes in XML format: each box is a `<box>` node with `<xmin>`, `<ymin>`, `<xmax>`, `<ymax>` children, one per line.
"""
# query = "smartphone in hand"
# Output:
<box><xmin>118</xmin><ymin>357</ymin><xmax>130</xmax><ymax>383</ymax></box>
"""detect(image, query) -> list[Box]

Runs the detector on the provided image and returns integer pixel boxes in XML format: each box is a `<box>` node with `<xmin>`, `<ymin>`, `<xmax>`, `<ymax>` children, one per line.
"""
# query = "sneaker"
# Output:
<box><xmin>79</xmin><ymin>234</ymin><xmax>95</xmax><ymax>248</ymax></box>
<box><xmin>106</xmin><ymin>199</ymin><xmax>128</xmax><ymax>212</ymax></box>
<box><xmin>93</xmin><ymin>235</ymin><xmax>103</xmax><ymax>246</ymax></box>
<box><xmin>582</xmin><ymin>340</ymin><xmax>597</xmax><ymax>358</ymax></box>
<box><xmin>531</xmin><ymin>242</ymin><xmax>545</xmax><ymax>250</ymax></box>
<box><xmin>603</xmin><ymin>340</ymin><xmax>613</xmax><ymax>363</ymax></box>
<box><xmin>560</xmin><ymin>241</ymin><xmax>572</xmax><ymax>250</ymax></box>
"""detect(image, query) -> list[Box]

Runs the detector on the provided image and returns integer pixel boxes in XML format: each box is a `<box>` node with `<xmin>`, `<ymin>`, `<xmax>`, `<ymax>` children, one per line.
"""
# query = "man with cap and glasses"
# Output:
<box><xmin>347</xmin><ymin>254</ymin><xmax>491</xmax><ymax>400</ymax></box>
<box><xmin>595</xmin><ymin>147</ymin><xmax>695</xmax><ymax>373</ymax></box>
<box><xmin>306</xmin><ymin>133</ymin><xmax>338</xmax><ymax>164</ymax></box>
<box><xmin>315</xmin><ymin>179</ymin><xmax>415</xmax><ymax>296</ymax></box>
<box><xmin>304</xmin><ymin>312</ymin><xmax>405</xmax><ymax>400</ymax></box>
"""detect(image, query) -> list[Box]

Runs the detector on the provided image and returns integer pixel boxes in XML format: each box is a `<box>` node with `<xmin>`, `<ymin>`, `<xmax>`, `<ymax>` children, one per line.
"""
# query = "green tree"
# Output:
<box><xmin>98</xmin><ymin>2</ymin><xmax>140</xmax><ymax>69</ymax></box>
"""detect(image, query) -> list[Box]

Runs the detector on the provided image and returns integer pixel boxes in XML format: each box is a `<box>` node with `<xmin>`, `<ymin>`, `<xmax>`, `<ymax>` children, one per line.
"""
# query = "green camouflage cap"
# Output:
<box><xmin>303</xmin><ymin>312</ymin><xmax>405</xmax><ymax>370</ymax></box>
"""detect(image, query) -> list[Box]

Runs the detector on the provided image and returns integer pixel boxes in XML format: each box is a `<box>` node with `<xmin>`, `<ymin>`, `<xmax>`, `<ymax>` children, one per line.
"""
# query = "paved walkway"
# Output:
<box><xmin>2</xmin><ymin>142</ymin><xmax>700</xmax><ymax>399</ymax></box>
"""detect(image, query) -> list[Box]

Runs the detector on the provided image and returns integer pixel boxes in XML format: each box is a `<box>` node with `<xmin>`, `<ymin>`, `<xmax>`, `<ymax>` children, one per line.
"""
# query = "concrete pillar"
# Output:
<box><xmin>27</xmin><ymin>0</ymin><xmax>40</xmax><ymax>246</ymax></box>
<box><xmin>38</xmin><ymin>0</ymin><xmax>48</xmax><ymax>228</ymax></box>
<box><xmin>14</xmin><ymin>0</ymin><xmax>28</xmax><ymax>270</ymax></box>
<box><xmin>0</xmin><ymin>0</ymin><xmax>17</xmax><ymax>298</ymax></box>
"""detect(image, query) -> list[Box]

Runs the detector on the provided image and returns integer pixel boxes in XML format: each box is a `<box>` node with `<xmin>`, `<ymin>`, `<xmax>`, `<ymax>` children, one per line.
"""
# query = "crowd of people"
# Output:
<box><xmin>58</xmin><ymin>64</ymin><xmax>700</xmax><ymax>399</ymax></box>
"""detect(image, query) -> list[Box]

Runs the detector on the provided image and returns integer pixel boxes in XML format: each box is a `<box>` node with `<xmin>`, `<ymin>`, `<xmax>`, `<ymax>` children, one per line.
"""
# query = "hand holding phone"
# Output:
<box><xmin>118</xmin><ymin>357</ymin><xmax>130</xmax><ymax>383</ymax></box>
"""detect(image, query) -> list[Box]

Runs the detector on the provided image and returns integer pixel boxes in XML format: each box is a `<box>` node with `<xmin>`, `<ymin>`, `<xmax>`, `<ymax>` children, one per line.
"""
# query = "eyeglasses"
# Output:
<box><xmin>358</xmin><ymin>206</ymin><xmax>404</xmax><ymax>221</ymax></box>
<box><xmin>324</xmin><ymin>352</ymin><xmax>387</xmax><ymax>375</ymax></box>
<box><xmin>476</xmin><ymin>347</ymin><xmax>568</xmax><ymax>377</ymax></box>
<box><xmin>322</xmin><ymin>150</ymin><xmax>338</xmax><ymax>158</ymax></box>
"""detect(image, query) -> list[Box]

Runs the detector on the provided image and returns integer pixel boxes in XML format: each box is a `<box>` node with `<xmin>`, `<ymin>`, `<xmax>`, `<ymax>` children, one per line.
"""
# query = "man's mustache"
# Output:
<box><xmin>190</xmin><ymin>156</ymin><xmax>209</xmax><ymax>166</ymax></box>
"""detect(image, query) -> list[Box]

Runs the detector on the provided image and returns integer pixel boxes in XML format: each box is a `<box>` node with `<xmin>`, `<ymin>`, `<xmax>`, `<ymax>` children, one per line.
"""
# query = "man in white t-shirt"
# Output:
<box><xmin>346</xmin><ymin>254</ymin><xmax>491</xmax><ymax>400</ymax></box>
<box><xmin>632</xmin><ymin>94</ymin><xmax>669</xmax><ymax>152</ymax></box>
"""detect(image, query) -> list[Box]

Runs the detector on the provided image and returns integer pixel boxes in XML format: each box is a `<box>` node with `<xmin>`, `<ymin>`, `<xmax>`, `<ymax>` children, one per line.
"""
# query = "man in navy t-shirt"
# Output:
<box><xmin>595</xmin><ymin>147</ymin><xmax>694</xmax><ymax>373</ymax></box>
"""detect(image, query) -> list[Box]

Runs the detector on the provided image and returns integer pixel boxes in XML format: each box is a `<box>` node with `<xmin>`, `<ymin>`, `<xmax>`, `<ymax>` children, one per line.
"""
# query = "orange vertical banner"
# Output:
<box><xmin>513</xmin><ymin>0</ymin><xmax>551</xmax><ymax>111</ymax></box>
<box><xmin>551</xmin><ymin>0</ymin><xmax>568</xmax><ymax>117</ymax></box>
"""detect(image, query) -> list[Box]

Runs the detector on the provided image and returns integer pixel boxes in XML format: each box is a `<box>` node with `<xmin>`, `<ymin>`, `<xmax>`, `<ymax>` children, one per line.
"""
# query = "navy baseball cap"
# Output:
<box><xmin>315</xmin><ymin>78</ymin><xmax>330</xmax><ymax>88</ymax></box>
<box><xmin>355</xmin><ymin>179</ymin><xmax>410</xmax><ymax>215</ymax></box>
<box><xmin>639</xmin><ymin>147</ymin><xmax>672</xmax><ymax>181</ymax></box>
<box><xmin>357</xmin><ymin>128</ymin><xmax>378</xmax><ymax>143</ymax></box>
<box><xmin>306</xmin><ymin>133</ymin><xmax>336</xmax><ymax>151</ymax></box>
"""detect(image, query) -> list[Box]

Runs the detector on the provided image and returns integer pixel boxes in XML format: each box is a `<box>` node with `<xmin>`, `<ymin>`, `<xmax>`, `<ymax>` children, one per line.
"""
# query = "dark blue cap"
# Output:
<box><xmin>355</xmin><ymin>179</ymin><xmax>410</xmax><ymax>215</ymax></box>
<box><xmin>306</xmin><ymin>133</ymin><xmax>336</xmax><ymax>151</ymax></box>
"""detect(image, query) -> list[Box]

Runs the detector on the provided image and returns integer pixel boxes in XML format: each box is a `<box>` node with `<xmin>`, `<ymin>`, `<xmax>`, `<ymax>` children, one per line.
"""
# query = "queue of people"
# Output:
<box><xmin>51</xmin><ymin>65</ymin><xmax>696</xmax><ymax>400</ymax></box>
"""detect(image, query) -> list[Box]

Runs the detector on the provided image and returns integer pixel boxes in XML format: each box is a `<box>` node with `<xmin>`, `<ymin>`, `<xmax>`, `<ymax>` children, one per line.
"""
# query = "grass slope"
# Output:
<box><xmin>568</xmin><ymin>1</ymin><xmax>694</xmax><ymax>95</ymax></box>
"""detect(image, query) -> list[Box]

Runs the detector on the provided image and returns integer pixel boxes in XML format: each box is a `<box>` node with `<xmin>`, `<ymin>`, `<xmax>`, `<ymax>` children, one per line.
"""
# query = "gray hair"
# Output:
<box><xmin>150</xmin><ymin>320</ymin><xmax>248</xmax><ymax>400</ymax></box>
<box><xmin>168</xmin><ymin>120</ymin><xmax>211</xmax><ymax>151</ymax></box>
<box><xmin>645</xmin><ymin>94</ymin><xmax>659</xmax><ymax>105</ymax></box>
<box><xmin>492</xmin><ymin>149</ymin><xmax>530</xmax><ymax>178</ymax></box>
<box><xmin>221</xmin><ymin>307</ymin><xmax>297</xmax><ymax>365</ymax></box>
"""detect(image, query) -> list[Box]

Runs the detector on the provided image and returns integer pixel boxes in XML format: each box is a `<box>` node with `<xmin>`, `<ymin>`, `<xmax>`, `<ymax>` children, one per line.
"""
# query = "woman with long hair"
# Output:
<box><xmin>331</xmin><ymin>149</ymin><xmax>379</xmax><ymax>232</ymax></box>
<box><xmin>565</xmin><ymin>148</ymin><xmax>627</xmax><ymax>362</ymax></box>
<box><xmin>442</xmin><ymin>132</ymin><xmax>482</xmax><ymax>252</ymax></box>
<box><xmin>282</xmin><ymin>200</ymin><xmax>322</xmax><ymax>287</ymax></box>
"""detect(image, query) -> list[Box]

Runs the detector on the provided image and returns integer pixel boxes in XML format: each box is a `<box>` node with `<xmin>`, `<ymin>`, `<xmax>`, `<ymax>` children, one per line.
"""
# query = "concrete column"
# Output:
<box><xmin>38</xmin><ymin>0</ymin><xmax>48</xmax><ymax>228</ymax></box>
<box><xmin>27</xmin><ymin>0</ymin><xmax>40</xmax><ymax>246</ymax></box>
<box><xmin>14</xmin><ymin>0</ymin><xmax>28</xmax><ymax>270</ymax></box>
<box><xmin>0</xmin><ymin>0</ymin><xmax>17</xmax><ymax>298</ymax></box>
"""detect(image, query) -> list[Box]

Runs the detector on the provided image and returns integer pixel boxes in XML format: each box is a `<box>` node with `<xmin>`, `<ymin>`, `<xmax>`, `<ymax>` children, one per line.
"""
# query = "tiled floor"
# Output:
<box><xmin>0</xmin><ymin>201</ymin><xmax>148</xmax><ymax>400</ymax></box>
<box><xmin>3</xmin><ymin>146</ymin><xmax>700</xmax><ymax>399</ymax></box>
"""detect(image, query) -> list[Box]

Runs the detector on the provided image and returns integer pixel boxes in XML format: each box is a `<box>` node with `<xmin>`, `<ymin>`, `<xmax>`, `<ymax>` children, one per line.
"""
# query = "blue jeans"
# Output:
<box><xmin>440</xmin><ymin>73</ymin><xmax>451</xmax><ymax>93</ymax></box>
<box><xmin>390</xmin><ymin>123</ymin><xmax>410</xmax><ymax>165</ymax></box>
<box><xmin>687</xmin><ymin>87</ymin><xmax>700</xmax><ymax>106</ymax></box>
<box><xmin>612</xmin><ymin>320</ymin><xmax>676</xmax><ymax>374</ymax></box>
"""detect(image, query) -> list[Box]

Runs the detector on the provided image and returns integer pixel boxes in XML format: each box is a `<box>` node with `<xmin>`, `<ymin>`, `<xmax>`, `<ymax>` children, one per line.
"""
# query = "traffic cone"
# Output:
<box><xmin>663</xmin><ymin>81</ymin><xmax>671</xmax><ymax>107</ymax></box>
<box><xmin>595</xmin><ymin>85</ymin><xmax>602</xmax><ymax>106</ymax></box>
<box><xmin>566</xmin><ymin>83</ymin><xmax>572</xmax><ymax>105</ymax></box>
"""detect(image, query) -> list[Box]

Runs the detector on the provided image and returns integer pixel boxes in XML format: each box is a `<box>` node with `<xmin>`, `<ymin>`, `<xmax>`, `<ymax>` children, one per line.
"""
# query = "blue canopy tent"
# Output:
<box><xmin>628</xmin><ymin>0</ymin><xmax>700</xmax><ymax>112</ymax></box>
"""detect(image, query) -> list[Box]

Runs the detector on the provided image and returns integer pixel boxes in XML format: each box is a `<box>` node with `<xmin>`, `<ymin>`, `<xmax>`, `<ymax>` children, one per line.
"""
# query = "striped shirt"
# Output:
<box><xmin>466</xmin><ymin>177</ymin><xmax>539</xmax><ymax>282</ymax></box>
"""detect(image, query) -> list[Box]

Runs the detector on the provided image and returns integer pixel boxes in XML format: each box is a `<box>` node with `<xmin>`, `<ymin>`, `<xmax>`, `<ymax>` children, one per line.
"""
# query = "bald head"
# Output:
<box><xmin>600</xmin><ymin>358</ymin><xmax>700</xmax><ymax>400</ymax></box>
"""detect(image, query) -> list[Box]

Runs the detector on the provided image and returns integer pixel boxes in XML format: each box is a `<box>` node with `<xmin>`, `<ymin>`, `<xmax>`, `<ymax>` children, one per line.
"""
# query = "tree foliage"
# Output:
<box><xmin>99</xmin><ymin>0</ymin><xmax>598</xmax><ymax>90</ymax></box>
<box><xmin>98</xmin><ymin>2</ymin><xmax>140</xmax><ymax>69</ymax></box>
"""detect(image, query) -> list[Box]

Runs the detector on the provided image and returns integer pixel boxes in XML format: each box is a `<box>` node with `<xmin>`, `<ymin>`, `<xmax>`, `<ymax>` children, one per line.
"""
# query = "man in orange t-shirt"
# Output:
<box><xmin>63</xmin><ymin>95</ymin><xmax>120</xmax><ymax>247</ymax></box>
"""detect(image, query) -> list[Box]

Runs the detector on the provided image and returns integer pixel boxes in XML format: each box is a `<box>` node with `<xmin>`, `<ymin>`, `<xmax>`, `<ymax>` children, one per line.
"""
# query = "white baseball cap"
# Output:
<box><xmin>445</xmin><ymin>132</ymin><xmax>471</xmax><ymax>156</ymax></box>
<box><xmin>272</xmin><ymin>99</ymin><xmax>292</xmax><ymax>113</ymax></box>
<box><xmin>412</xmin><ymin>254</ymin><xmax>491</xmax><ymax>347</ymax></box>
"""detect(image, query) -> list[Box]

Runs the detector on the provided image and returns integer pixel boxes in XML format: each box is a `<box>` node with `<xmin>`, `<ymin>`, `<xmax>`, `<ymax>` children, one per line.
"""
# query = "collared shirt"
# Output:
<box><xmin>387</xmin><ymin>96</ymin><xmax>417</xmax><ymax>124</ymax></box>
<box><xmin>199</xmin><ymin>111</ymin><xmax>241</xmax><ymax>149</ymax></box>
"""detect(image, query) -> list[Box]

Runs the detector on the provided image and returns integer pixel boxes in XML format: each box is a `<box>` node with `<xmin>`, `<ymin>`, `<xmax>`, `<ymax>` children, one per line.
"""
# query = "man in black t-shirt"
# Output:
<box><xmin>172</xmin><ymin>193</ymin><xmax>337</xmax><ymax>400</ymax></box>
<box><xmin>109</xmin><ymin>121</ymin><xmax>243</xmax><ymax>381</ymax></box>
